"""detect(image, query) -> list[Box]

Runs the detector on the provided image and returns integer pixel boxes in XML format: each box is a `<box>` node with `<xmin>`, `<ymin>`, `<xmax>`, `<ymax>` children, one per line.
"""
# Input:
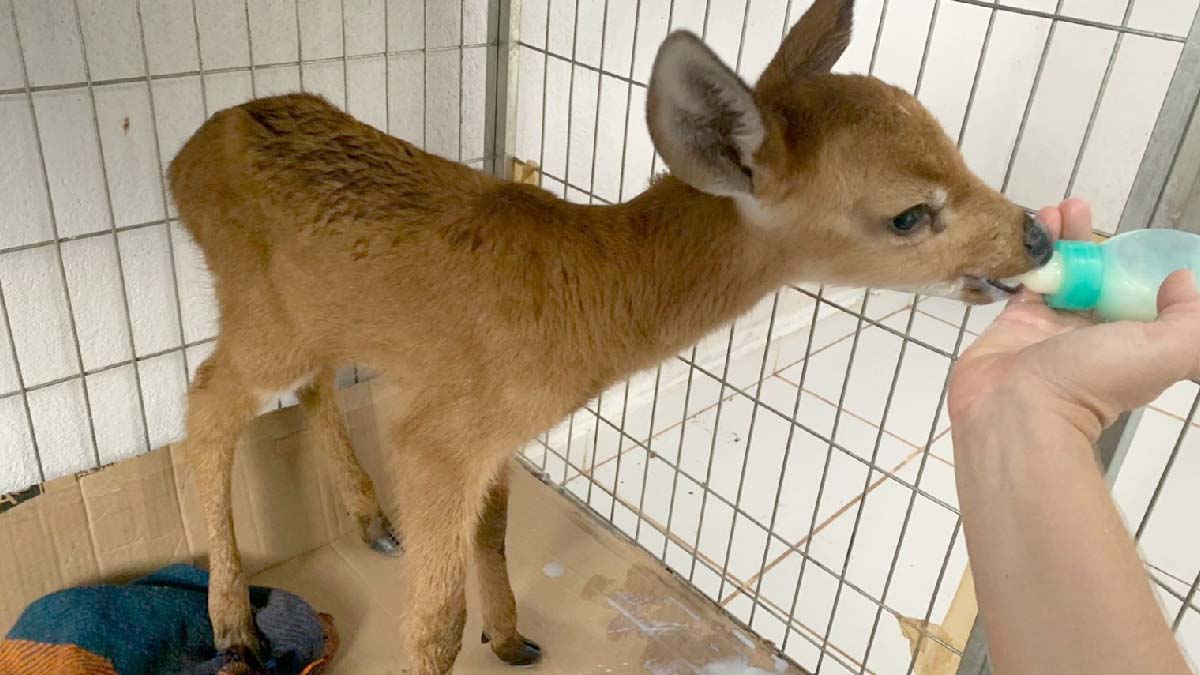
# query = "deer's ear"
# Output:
<box><xmin>757</xmin><ymin>0</ymin><xmax>853</xmax><ymax>93</ymax></box>
<box><xmin>647</xmin><ymin>32</ymin><xmax>764</xmax><ymax>198</ymax></box>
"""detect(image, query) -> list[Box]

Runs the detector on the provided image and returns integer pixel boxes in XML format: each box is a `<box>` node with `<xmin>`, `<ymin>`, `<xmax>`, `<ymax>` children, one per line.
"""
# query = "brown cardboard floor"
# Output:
<box><xmin>253</xmin><ymin>467</ymin><xmax>800</xmax><ymax>674</ymax></box>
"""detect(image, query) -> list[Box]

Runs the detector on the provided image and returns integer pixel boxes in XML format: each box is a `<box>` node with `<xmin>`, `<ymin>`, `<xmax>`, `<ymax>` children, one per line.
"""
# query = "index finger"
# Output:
<box><xmin>1060</xmin><ymin>197</ymin><xmax>1093</xmax><ymax>242</ymax></box>
<box><xmin>1037</xmin><ymin>205</ymin><xmax>1063</xmax><ymax>241</ymax></box>
<box><xmin>1037</xmin><ymin>198</ymin><xmax>1093</xmax><ymax>243</ymax></box>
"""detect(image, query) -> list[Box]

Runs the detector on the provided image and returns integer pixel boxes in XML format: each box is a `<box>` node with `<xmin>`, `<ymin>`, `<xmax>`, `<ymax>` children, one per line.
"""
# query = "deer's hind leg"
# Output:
<box><xmin>476</xmin><ymin>463</ymin><xmax>541</xmax><ymax>666</ymax></box>
<box><xmin>184</xmin><ymin>347</ymin><xmax>260</xmax><ymax>657</ymax></box>
<box><xmin>297</xmin><ymin>367</ymin><xmax>401</xmax><ymax>555</ymax></box>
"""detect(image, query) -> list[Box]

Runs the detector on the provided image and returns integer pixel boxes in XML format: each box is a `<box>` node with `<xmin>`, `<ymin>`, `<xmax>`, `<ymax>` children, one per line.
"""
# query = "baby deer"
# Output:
<box><xmin>168</xmin><ymin>0</ymin><xmax>1051</xmax><ymax>672</ymax></box>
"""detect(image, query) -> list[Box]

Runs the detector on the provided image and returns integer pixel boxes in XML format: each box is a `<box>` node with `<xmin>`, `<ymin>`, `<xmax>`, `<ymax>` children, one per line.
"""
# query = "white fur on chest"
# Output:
<box><xmin>255</xmin><ymin>371</ymin><xmax>317</xmax><ymax>406</ymax></box>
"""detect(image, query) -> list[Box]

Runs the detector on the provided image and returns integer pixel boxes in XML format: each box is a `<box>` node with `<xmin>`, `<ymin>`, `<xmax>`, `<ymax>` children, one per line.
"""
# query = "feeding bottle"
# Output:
<box><xmin>1012</xmin><ymin>229</ymin><xmax>1200</xmax><ymax>323</ymax></box>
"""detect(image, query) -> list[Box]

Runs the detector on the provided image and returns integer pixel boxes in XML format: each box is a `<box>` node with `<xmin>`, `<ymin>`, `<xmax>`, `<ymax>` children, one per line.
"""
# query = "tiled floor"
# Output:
<box><xmin>522</xmin><ymin>287</ymin><xmax>1200</xmax><ymax>674</ymax></box>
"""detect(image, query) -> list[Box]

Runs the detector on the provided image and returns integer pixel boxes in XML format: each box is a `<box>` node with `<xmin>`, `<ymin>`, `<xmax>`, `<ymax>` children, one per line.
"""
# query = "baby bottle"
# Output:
<box><xmin>1013</xmin><ymin>229</ymin><xmax>1200</xmax><ymax>323</ymax></box>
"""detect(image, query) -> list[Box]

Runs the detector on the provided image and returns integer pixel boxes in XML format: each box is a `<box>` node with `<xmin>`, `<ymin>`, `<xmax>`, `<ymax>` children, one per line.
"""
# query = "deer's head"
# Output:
<box><xmin>646</xmin><ymin>0</ymin><xmax>1051</xmax><ymax>303</ymax></box>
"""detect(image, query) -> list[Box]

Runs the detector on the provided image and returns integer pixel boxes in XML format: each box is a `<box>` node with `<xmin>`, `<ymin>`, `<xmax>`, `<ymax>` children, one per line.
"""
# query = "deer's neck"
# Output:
<box><xmin>568</xmin><ymin>176</ymin><xmax>781</xmax><ymax>377</ymax></box>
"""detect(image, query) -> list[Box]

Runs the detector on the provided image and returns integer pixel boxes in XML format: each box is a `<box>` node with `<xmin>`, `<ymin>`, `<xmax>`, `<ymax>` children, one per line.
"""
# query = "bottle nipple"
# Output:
<box><xmin>1014</xmin><ymin>255</ymin><xmax>1064</xmax><ymax>295</ymax></box>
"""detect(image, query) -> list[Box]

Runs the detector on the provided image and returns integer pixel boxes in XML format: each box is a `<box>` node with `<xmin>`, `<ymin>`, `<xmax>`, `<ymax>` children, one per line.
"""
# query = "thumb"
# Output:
<box><xmin>1158</xmin><ymin>269</ymin><xmax>1200</xmax><ymax>315</ymax></box>
<box><xmin>1150</xmin><ymin>269</ymin><xmax>1200</xmax><ymax>384</ymax></box>
<box><xmin>1023</xmin><ymin>270</ymin><xmax>1200</xmax><ymax>422</ymax></box>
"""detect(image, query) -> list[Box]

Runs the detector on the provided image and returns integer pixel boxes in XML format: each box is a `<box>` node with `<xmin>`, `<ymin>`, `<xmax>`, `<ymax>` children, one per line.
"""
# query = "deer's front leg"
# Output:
<box><xmin>298</xmin><ymin>369</ymin><xmax>401</xmax><ymax>556</ymax></box>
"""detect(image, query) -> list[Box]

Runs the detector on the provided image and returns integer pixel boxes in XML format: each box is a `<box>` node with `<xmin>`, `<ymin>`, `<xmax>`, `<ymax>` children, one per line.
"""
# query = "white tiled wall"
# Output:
<box><xmin>0</xmin><ymin>0</ymin><xmax>490</xmax><ymax>493</ymax></box>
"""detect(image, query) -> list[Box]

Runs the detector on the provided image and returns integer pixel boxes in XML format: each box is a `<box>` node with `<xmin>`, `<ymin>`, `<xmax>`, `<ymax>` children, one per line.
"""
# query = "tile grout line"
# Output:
<box><xmin>720</xmin><ymin>578</ymin><xmax>884</xmax><ymax>675</ymax></box>
<box><xmin>1147</xmin><ymin>403</ymin><xmax>1200</xmax><ymax>430</ymax></box>
<box><xmin>576</xmin><ymin>472</ymin><xmax>753</xmax><ymax>590</ymax></box>
<box><xmin>926</xmin><ymin>427</ymin><xmax>957</xmax><ymax>468</ymax></box>
<box><xmin>769</xmin><ymin>302</ymin><xmax>916</xmax><ymax>378</ymax></box>
<box><xmin>772</xmin><ymin>382</ymin><xmax>938</xmax><ymax>454</ymax></box>
<box><xmin>927</xmin><ymin>450</ymin><xmax>955</xmax><ymax>470</ymax></box>
<box><xmin>719</xmin><ymin>446</ymin><xmax>928</xmax><ymax>607</ymax></box>
<box><xmin>543</xmin><ymin>440</ymin><xmax>886</xmax><ymax>675</ymax></box>
<box><xmin>914</xmin><ymin>305</ymin><xmax>988</xmax><ymax>337</ymax></box>
<box><xmin>561</xmin><ymin>302</ymin><xmax>870</xmax><ymax>487</ymax></box>
<box><xmin>565</xmin><ymin>300</ymin><xmax>920</xmax><ymax>487</ymax></box>
<box><xmin>1150</xmin><ymin>561</ymin><xmax>1196</xmax><ymax>590</ymax></box>
<box><xmin>558</xmin><ymin>408</ymin><xmax>923</xmax><ymax>605</ymax></box>
<box><xmin>560</xmin><ymin>392</ymin><xmax>733</xmax><ymax>487</ymax></box>
<box><xmin>599</xmin><ymin>466</ymin><xmax>887</xmax><ymax>675</ymax></box>
<box><xmin>563</xmin><ymin>367</ymin><xmax>919</xmax><ymax>492</ymax></box>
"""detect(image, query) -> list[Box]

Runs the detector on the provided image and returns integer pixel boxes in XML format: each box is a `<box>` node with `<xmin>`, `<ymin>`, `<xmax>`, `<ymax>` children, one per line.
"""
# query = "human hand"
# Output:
<box><xmin>948</xmin><ymin>198</ymin><xmax>1200</xmax><ymax>443</ymax></box>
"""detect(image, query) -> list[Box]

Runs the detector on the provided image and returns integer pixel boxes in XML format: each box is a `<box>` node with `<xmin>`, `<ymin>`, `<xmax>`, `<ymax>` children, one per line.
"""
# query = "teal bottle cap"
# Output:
<box><xmin>1045</xmin><ymin>240</ymin><xmax>1104</xmax><ymax>312</ymax></box>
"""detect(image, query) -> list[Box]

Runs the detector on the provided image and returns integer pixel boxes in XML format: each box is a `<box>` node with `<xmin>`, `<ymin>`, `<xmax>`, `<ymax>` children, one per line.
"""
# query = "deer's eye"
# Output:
<box><xmin>890</xmin><ymin>205</ymin><xmax>933</xmax><ymax>235</ymax></box>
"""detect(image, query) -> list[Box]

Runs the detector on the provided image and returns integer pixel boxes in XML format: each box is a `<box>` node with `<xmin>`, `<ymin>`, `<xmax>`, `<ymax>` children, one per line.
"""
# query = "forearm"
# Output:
<box><xmin>953</xmin><ymin>398</ymin><xmax>1193</xmax><ymax>675</ymax></box>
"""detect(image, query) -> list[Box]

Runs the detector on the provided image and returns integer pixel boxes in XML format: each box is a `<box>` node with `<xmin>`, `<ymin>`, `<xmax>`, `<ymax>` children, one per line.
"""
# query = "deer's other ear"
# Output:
<box><xmin>647</xmin><ymin>31</ymin><xmax>764</xmax><ymax>198</ymax></box>
<box><xmin>757</xmin><ymin>0</ymin><xmax>853</xmax><ymax>94</ymax></box>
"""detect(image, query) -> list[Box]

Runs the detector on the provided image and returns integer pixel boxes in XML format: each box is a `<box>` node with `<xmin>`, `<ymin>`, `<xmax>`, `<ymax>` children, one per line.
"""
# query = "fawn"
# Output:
<box><xmin>167</xmin><ymin>0</ymin><xmax>1052</xmax><ymax>672</ymax></box>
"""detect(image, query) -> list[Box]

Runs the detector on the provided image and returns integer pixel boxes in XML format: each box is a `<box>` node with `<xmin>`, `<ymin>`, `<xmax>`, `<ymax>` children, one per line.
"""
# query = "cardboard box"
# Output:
<box><xmin>0</xmin><ymin>381</ymin><xmax>803</xmax><ymax>674</ymax></box>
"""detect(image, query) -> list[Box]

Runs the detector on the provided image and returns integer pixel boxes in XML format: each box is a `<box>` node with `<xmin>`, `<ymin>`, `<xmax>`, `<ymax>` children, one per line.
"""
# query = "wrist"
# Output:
<box><xmin>951</xmin><ymin>377</ymin><xmax>1106</xmax><ymax>457</ymax></box>
<box><xmin>952</xmin><ymin>403</ymin><xmax>1103</xmax><ymax>497</ymax></box>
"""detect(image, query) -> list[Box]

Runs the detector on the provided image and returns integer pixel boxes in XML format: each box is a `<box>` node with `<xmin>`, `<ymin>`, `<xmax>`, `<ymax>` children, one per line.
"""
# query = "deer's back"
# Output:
<box><xmin>169</xmin><ymin>93</ymin><xmax>483</xmax><ymax>268</ymax></box>
<box><xmin>167</xmin><ymin>94</ymin><xmax>608</xmax><ymax>402</ymax></box>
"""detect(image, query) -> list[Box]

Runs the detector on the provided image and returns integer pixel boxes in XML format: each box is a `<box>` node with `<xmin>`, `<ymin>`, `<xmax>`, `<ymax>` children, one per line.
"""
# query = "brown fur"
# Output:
<box><xmin>168</xmin><ymin>2</ymin><xmax>1039</xmax><ymax>673</ymax></box>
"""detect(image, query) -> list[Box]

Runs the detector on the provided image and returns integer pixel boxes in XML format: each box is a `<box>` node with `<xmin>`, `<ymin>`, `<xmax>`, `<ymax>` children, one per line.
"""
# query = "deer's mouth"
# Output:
<box><xmin>957</xmin><ymin>276</ymin><xmax>1019</xmax><ymax>305</ymax></box>
<box><xmin>983</xmin><ymin>277</ymin><xmax>1021</xmax><ymax>295</ymax></box>
<box><xmin>886</xmin><ymin>276</ymin><xmax>1020</xmax><ymax>305</ymax></box>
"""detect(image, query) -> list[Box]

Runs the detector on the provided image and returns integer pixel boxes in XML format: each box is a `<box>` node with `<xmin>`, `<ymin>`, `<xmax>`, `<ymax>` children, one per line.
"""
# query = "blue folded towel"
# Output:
<box><xmin>1</xmin><ymin>564</ymin><xmax>337</xmax><ymax>675</ymax></box>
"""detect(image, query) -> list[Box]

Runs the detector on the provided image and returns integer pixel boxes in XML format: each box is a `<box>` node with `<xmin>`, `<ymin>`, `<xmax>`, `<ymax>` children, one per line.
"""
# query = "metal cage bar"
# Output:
<box><xmin>1119</xmin><ymin>5</ymin><xmax>1200</xmax><ymax>234</ymax></box>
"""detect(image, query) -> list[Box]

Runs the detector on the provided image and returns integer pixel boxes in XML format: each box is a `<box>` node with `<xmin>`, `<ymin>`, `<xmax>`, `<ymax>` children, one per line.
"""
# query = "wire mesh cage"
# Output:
<box><xmin>508</xmin><ymin>0</ymin><xmax>1200</xmax><ymax>672</ymax></box>
<box><xmin>1</xmin><ymin>1</ymin><xmax>1199</xmax><ymax>674</ymax></box>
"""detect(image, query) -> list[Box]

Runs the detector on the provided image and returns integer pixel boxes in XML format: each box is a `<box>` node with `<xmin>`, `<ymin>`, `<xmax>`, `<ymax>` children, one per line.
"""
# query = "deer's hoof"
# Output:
<box><xmin>213</xmin><ymin>618</ymin><xmax>260</xmax><ymax>658</ymax></box>
<box><xmin>220</xmin><ymin>644</ymin><xmax>263</xmax><ymax>674</ymax></box>
<box><xmin>482</xmin><ymin>632</ymin><xmax>543</xmax><ymax>667</ymax></box>
<box><xmin>360</xmin><ymin>512</ymin><xmax>403</xmax><ymax>557</ymax></box>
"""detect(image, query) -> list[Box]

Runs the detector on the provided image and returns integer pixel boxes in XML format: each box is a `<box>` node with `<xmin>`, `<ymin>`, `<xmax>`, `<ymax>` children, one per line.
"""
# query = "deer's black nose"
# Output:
<box><xmin>1024</xmin><ymin>215</ymin><xmax>1054</xmax><ymax>267</ymax></box>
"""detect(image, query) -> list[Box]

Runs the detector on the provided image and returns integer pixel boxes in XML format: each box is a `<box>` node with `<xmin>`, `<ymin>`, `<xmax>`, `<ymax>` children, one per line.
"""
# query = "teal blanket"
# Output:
<box><xmin>1</xmin><ymin>564</ymin><xmax>336</xmax><ymax>675</ymax></box>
